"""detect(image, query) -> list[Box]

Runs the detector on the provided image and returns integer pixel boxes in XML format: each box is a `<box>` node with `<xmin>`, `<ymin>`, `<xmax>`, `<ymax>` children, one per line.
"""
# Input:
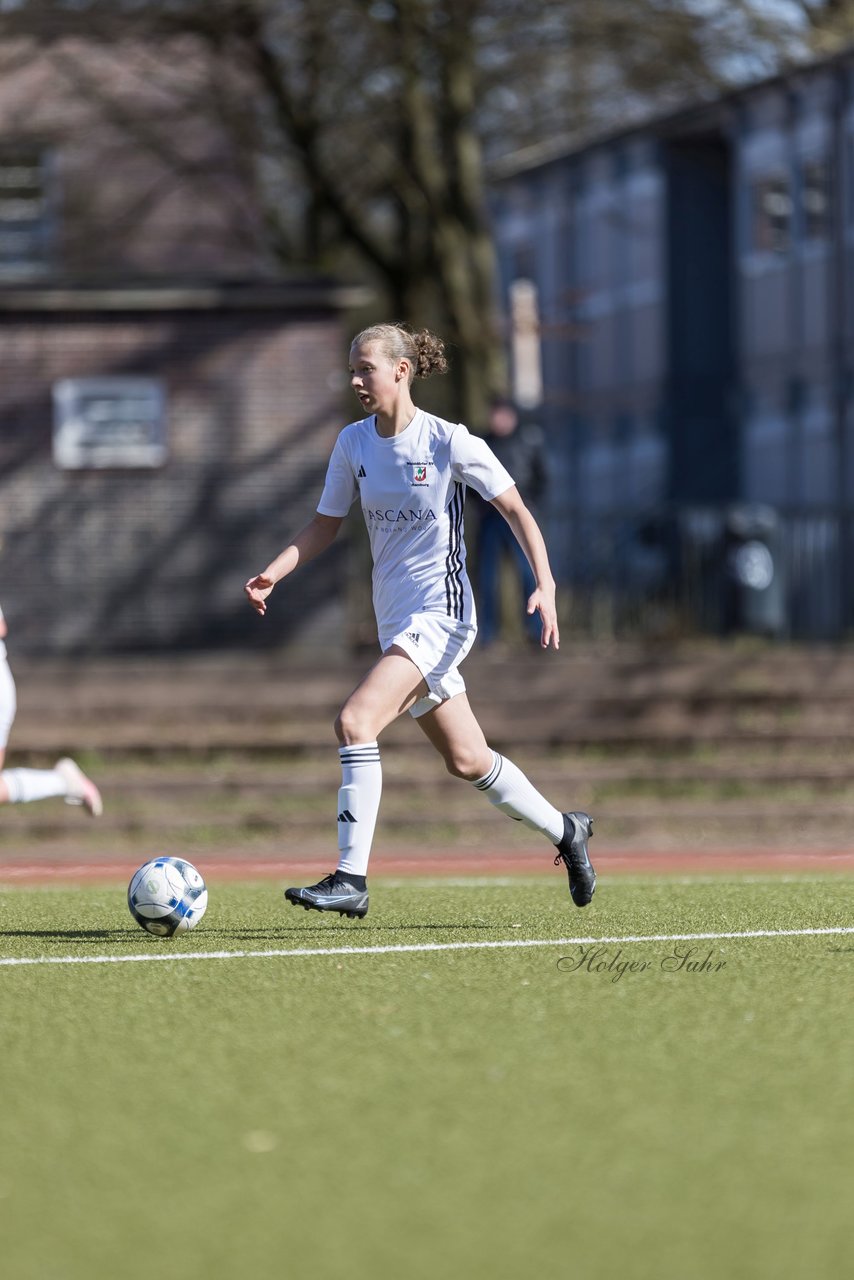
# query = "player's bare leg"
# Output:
<box><xmin>334</xmin><ymin>647</ymin><xmax>430</xmax><ymax>744</ymax></box>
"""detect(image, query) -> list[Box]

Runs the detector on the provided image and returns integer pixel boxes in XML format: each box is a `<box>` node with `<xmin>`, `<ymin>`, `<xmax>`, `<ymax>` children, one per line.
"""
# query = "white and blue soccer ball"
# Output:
<box><xmin>127</xmin><ymin>857</ymin><xmax>208</xmax><ymax>936</ymax></box>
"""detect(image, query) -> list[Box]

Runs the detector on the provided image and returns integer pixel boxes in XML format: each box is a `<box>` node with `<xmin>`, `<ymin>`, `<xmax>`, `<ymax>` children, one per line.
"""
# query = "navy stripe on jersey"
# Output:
<box><xmin>444</xmin><ymin>483</ymin><xmax>465</xmax><ymax>620</ymax></box>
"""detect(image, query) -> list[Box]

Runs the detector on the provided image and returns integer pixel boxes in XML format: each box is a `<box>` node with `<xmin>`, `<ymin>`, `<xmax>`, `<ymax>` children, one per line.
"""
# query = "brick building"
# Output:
<box><xmin>0</xmin><ymin>281</ymin><xmax>370</xmax><ymax>654</ymax></box>
<box><xmin>0</xmin><ymin>35</ymin><xmax>371</xmax><ymax>653</ymax></box>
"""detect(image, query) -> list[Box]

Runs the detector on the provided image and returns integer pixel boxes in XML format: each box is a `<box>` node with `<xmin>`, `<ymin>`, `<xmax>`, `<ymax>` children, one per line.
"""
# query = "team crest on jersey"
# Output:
<box><xmin>410</xmin><ymin>462</ymin><xmax>430</xmax><ymax>485</ymax></box>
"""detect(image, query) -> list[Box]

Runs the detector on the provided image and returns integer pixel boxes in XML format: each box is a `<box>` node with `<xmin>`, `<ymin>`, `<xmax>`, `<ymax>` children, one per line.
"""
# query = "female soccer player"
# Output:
<box><xmin>0</xmin><ymin>602</ymin><xmax>102</xmax><ymax>815</ymax></box>
<box><xmin>244</xmin><ymin>323</ymin><xmax>594</xmax><ymax>918</ymax></box>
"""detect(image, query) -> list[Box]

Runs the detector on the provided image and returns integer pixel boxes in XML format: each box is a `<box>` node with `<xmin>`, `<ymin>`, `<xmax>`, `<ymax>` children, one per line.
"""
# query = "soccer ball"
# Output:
<box><xmin>127</xmin><ymin>857</ymin><xmax>208</xmax><ymax>936</ymax></box>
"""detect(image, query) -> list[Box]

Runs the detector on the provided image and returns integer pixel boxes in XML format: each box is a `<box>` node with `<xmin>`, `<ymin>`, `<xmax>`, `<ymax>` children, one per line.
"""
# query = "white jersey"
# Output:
<box><xmin>317</xmin><ymin>409</ymin><xmax>514</xmax><ymax>637</ymax></box>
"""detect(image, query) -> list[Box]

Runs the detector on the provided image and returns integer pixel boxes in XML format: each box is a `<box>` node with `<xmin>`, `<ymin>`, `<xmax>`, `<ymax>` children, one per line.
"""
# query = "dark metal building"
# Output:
<box><xmin>492</xmin><ymin>52</ymin><xmax>854</xmax><ymax>639</ymax></box>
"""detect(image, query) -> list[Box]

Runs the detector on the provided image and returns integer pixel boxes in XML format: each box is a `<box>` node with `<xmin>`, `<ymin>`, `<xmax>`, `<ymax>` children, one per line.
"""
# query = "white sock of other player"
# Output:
<box><xmin>472</xmin><ymin>751</ymin><xmax>564</xmax><ymax>842</ymax></box>
<box><xmin>1</xmin><ymin>767</ymin><xmax>69</xmax><ymax>804</ymax></box>
<box><xmin>337</xmin><ymin>742</ymin><xmax>382</xmax><ymax>879</ymax></box>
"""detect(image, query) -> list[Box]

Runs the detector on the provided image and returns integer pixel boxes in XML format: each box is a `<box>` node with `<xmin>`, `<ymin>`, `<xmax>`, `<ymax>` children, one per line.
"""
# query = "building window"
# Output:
<box><xmin>801</xmin><ymin>159</ymin><xmax>831</xmax><ymax>241</ymax></box>
<box><xmin>0</xmin><ymin>148</ymin><xmax>54</xmax><ymax>276</ymax></box>
<box><xmin>752</xmin><ymin>176</ymin><xmax>792</xmax><ymax>254</ymax></box>
<box><xmin>53</xmin><ymin>378</ymin><xmax>167</xmax><ymax>470</ymax></box>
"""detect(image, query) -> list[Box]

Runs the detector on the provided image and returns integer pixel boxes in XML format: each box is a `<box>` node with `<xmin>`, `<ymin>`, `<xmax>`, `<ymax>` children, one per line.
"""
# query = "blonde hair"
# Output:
<box><xmin>351</xmin><ymin>322</ymin><xmax>448</xmax><ymax>384</ymax></box>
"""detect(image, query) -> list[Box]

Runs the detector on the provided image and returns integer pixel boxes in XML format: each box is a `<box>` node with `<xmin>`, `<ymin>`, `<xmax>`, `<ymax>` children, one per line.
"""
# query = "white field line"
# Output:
<box><xmin>1</xmin><ymin>925</ymin><xmax>854</xmax><ymax>968</ymax></box>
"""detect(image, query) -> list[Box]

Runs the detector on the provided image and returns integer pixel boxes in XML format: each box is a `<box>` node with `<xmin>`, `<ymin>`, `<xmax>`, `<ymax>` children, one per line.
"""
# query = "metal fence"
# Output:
<box><xmin>559</xmin><ymin>505</ymin><xmax>854</xmax><ymax>643</ymax></box>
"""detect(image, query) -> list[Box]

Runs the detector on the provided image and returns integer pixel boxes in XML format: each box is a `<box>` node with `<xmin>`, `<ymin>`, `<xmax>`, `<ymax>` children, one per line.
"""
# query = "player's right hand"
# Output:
<box><xmin>244</xmin><ymin>574</ymin><xmax>275</xmax><ymax>616</ymax></box>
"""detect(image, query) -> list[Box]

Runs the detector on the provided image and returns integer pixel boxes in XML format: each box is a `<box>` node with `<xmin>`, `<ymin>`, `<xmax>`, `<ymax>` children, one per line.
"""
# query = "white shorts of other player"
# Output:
<box><xmin>381</xmin><ymin>613</ymin><xmax>477</xmax><ymax>719</ymax></box>
<box><xmin>0</xmin><ymin>655</ymin><xmax>17</xmax><ymax>749</ymax></box>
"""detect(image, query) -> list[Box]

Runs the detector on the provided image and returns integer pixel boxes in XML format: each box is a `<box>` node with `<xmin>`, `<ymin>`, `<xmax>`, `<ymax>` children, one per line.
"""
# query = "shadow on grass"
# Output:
<box><xmin>201</xmin><ymin>923</ymin><xmax>499</xmax><ymax>940</ymax></box>
<box><xmin>0</xmin><ymin>922</ymin><xmax>501</xmax><ymax>948</ymax></box>
<box><xmin>0</xmin><ymin>929</ymin><xmax>133</xmax><ymax>941</ymax></box>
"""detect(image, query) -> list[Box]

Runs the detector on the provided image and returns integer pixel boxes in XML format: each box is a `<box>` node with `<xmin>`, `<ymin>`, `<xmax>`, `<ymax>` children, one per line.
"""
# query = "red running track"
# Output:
<box><xmin>2</xmin><ymin>848</ymin><xmax>854</xmax><ymax>883</ymax></box>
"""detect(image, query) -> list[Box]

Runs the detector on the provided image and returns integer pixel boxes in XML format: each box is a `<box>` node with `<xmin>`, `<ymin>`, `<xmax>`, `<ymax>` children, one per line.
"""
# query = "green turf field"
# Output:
<box><xmin>1</xmin><ymin>874</ymin><xmax>852</xmax><ymax>1280</ymax></box>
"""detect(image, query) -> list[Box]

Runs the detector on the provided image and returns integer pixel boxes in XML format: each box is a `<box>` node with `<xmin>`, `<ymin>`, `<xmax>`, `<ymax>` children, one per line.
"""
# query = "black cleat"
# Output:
<box><xmin>284</xmin><ymin>872</ymin><xmax>369</xmax><ymax>920</ymax></box>
<box><xmin>554</xmin><ymin>812</ymin><xmax>596</xmax><ymax>907</ymax></box>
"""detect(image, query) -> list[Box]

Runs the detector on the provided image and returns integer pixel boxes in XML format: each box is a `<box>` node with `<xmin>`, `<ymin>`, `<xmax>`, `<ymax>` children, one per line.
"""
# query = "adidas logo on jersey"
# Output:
<box><xmin>357</xmin><ymin>466</ymin><xmax>366</xmax><ymax>478</ymax></box>
<box><xmin>338</xmin><ymin>809</ymin><xmax>357</xmax><ymax>822</ymax></box>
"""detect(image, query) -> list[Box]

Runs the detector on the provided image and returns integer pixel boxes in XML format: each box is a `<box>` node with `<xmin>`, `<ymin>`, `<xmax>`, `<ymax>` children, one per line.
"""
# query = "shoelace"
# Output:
<box><xmin>554</xmin><ymin>848</ymin><xmax>586</xmax><ymax>869</ymax></box>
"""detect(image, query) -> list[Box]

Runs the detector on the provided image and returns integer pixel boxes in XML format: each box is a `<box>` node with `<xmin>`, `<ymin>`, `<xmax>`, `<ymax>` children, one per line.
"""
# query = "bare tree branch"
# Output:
<box><xmin>2</xmin><ymin>0</ymin><xmax>849</xmax><ymax>417</ymax></box>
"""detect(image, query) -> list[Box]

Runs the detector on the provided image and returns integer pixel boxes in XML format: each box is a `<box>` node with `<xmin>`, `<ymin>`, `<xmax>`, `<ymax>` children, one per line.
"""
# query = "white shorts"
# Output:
<box><xmin>380</xmin><ymin>614</ymin><xmax>477</xmax><ymax>718</ymax></box>
<box><xmin>0</xmin><ymin>655</ymin><xmax>17</xmax><ymax>749</ymax></box>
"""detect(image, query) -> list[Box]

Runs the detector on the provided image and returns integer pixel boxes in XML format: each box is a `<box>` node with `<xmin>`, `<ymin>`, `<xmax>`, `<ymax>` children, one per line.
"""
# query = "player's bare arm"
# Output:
<box><xmin>489</xmin><ymin>486</ymin><xmax>559</xmax><ymax>650</ymax></box>
<box><xmin>245</xmin><ymin>513</ymin><xmax>344</xmax><ymax>616</ymax></box>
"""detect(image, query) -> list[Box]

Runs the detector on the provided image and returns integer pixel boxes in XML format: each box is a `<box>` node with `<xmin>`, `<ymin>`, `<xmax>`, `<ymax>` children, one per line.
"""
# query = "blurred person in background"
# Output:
<box><xmin>474</xmin><ymin>397</ymin><xmax>547</xmax><ymax>647</ymax></box>
<box><xmin>0</xmin><ymin>601</ymin><xmax>102</xmax><ymax>815</ymax></box>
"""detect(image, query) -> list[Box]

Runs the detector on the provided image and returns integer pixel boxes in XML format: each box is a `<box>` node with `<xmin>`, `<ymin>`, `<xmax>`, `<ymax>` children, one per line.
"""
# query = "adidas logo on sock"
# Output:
<box><xmin>338</xmin><ymin>809</ymin><xmax>357</xmax><ymax>822</ymax></box>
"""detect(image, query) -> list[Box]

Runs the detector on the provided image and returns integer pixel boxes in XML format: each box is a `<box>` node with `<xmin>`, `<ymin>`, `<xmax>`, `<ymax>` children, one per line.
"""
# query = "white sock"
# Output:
<box><xmin>1</xmin><ymin>767</ymin><xmax>68</xmax><ymax>804</ymax></box>
<box><xmin>336</xmin><ymin>742</ymin><xmax>382</xmax><ymax>877</ymax></box>
<box><xmin>472</xmin><ymin>751</ymin><xmax>564</xmax><ymax>843</ymax></box>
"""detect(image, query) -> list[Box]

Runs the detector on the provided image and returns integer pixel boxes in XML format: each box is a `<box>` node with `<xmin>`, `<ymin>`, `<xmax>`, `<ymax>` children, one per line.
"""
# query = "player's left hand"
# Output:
<box><xmin>527</xmin><ymin>589</ymin><xmax>559</xmax><ymax>650</ymax></box>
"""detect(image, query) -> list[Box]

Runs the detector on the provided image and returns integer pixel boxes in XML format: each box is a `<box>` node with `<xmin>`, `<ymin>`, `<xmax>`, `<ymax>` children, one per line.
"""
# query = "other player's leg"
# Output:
<box><xmin>416</xmin><ymin>692</ymin><xmax>595</xmax><ymax>906</ymax></box>
<box><xmin>0</xmin><ymin>757</ymin><xmax>103</xmax><ymax>816</ymax></box>
<box><xmin>0</xmin><ymin>659</ymin><xmax>102</xmax><ymax>815</ymax></box>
